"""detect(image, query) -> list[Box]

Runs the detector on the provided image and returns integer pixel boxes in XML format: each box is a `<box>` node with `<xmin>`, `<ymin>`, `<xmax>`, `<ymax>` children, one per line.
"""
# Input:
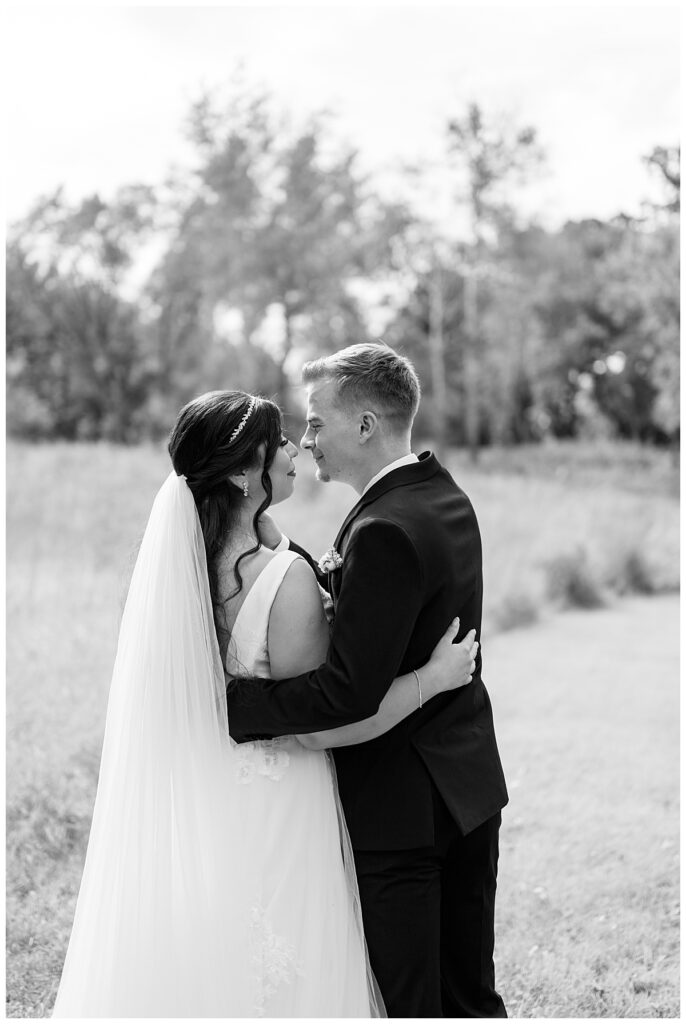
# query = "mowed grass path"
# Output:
<box><xmin>6</xmin><ymin>440</ymin><xmax>679</xmax><ymax>1016</ymax></box>
<box><xmin>488</xmin><ymin>595</ymin><xmax>680</xmax><ymax>1017</ymax></box>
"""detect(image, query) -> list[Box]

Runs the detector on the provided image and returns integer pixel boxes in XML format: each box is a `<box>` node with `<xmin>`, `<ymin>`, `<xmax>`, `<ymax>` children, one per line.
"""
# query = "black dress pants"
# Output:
<box><xmin>353</xmin><ymin>790</ymin><xmax>507</xmax><ymax>1018</ymax></box>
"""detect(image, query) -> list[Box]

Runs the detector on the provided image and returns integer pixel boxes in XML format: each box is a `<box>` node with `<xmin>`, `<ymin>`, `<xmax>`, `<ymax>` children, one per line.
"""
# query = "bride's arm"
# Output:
<box><xmin>296</xmin><ymin>620</ymin><xmax>476</xmax><ymax>749</ymax></box>
<box><xmin>267</xmin><ymin>558</ymin><xmax>477</xmax><ymax>750</ymax></box>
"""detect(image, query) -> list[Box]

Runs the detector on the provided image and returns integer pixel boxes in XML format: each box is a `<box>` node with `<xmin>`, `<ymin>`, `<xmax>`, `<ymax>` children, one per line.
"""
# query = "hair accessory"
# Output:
<box><xmin>229</xmin><ymin>396</ymin><xmax>257</xmax><ymax>445</ymax></box>
<box><xmin>242</xmin><ymin>481</ymin><xmax>249</xmax><ymax>498</ymax></box>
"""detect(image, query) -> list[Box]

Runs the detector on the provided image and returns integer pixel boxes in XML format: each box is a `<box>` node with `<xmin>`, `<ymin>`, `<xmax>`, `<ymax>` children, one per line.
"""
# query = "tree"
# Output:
<box><xmin>532</xmin><ymin>216</ymin><xmax>679</xmax><ymax>444</ymax></box>
<box><xmin>6</xmin><ymin>241</ymin><xmax>154</xmax><ymax>440</ymax></box>
<box><xmin>154</xmin><ymin>88</ymin><xmax>410</xmax><ymax>411</ymax></box>
<box><xmin>385</xmin><ymin>233</ymin><xmax>546</xmax><ymax>449</ymax></box>
<box><xmin>444</xmin><ymin>104</ymin><xmax>543</xmax><ymax>458</ymax></box>
<box><xmin>6</xmin><ymin>188</ymin><xmax>159</xmax><ymax>440</ymax></box>
<box><xmin>644</xmin><ymin>145</ymin><xmax>680</xmax><ymax>213</ymax></box>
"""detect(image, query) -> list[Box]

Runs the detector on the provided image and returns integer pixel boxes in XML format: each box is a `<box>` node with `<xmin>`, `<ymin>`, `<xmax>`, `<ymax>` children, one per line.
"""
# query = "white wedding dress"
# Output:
<box><xmin>225</xmin><ymin>550</ymin><xmax>380</xmax><ymax>1017</ymax></box>
<box><xmin>52</xmin><ymin>474</ymin><xmax>381</xmax><ymax>1018</ymax></box>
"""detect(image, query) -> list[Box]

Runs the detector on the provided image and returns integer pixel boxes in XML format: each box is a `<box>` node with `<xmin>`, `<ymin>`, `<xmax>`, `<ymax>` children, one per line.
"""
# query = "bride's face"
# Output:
<box><xmin>266</xmin><ymin>436</ymin><xmax>299</xmax><ymax>505</ymax></box>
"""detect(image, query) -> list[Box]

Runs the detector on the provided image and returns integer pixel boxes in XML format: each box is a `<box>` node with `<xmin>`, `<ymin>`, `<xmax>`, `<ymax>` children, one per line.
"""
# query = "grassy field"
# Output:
<box><xmin>487</xmin><ymin>595</ymin><xmax>679</xmax><ymax>1018</ymax></box>
<box><xmin>6</xmin><ymin>438</ymin><xmax>679</xmax><ymax>1017</ymax></box>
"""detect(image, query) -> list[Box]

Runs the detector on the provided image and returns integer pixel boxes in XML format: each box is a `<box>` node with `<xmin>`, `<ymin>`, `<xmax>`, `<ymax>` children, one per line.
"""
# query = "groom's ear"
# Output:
<box><xmin>358</xmin><ymin>411</ymin><xmax>379</xmax><ymax>445</ymax></box>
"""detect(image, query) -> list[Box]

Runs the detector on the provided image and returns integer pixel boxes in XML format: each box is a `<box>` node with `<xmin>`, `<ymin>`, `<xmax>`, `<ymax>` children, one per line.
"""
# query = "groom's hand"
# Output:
<box><xmin>420</xmin><ymin>618</ymin><xmax>478</xmax><ymax>701</ymax></box>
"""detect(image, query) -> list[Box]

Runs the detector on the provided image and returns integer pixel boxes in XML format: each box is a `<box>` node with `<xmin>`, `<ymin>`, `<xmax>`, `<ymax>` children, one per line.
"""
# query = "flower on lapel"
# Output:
<box><xmin>318</xmin><ymin>547</ymin><xmax>343</xmax><ymax>573</ymax></box>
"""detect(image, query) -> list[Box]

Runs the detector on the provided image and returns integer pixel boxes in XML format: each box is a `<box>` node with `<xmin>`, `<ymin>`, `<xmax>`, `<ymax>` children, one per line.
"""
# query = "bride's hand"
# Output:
<box><xmin>257</xmin><ymin>511</ymin><xmax>284</xmax><ymax>550</ymax></box>
<box><xmin>420</xmin><ymin>618</ymin><xmax>478</xmax><ymax>701</ymax></box>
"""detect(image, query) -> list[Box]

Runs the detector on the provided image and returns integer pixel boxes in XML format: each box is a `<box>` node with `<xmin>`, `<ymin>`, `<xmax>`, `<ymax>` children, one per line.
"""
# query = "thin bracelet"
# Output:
<box><xmin>412</xmin><ymin>669</ymin><xmax>423</xmax><ymax>709</ymax></box>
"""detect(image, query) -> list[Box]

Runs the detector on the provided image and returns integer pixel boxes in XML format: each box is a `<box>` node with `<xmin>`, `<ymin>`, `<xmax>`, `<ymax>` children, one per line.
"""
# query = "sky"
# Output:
<box><xmin>4</xmin><ymin>4</ymin><xmax>681</xmax><ymax>229</ymax></box>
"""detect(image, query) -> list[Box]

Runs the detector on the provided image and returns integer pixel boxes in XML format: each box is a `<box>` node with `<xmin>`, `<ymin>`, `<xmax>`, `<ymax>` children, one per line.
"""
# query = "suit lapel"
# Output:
<box><xmin>333</xmin><ymin>451</ymin><xmax>439</xmax><ymax>552</ymax></box>
<box><xmin>329</xmin><ymin>453</ymin><xmax>438</xmax><ymax>609</ymax></box>
<box><xmin>334</xmin><ymin>502</ymin><xmax>365</xmax><ymax>553</ymax></box>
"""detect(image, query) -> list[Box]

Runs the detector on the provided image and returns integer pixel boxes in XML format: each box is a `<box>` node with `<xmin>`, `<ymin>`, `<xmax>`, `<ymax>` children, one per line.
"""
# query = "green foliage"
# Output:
<box><xmin>4</xmin><ymin>85</ymin><xmax>680</xmax><ymax>448</ymax></box>
<box><xmin>545</xmin><ymin>548</ymin><xmax>606</xmax><ymax>609</ymax></box>
<box><xmin>446</xmin><ymin>102</ymin><xmax>544</xmax><ymax>225</ymax></box>
<box><xmin>603</xmin><ymin>548</ymin><xmax>658</xmax><ymax>596</ymax></box>
<box><xmin>644</xmin><ymin>145</ymin><xmax>680</xmax><ymax>213</ymax></box>
<box><xmin>6</xmin><ymin>242</ymin><xmax>156</xmax><ymax>441</ymax></box>
<box><xmin>153</xmin><ymin>89</ymin><xmax>407</xmax><ymax>409</ymax></box>
<box><xmin>389</xmin><ymin>209</ymin><xmax>679</xmax><ymax>450</ymax></box>
<box><xmin>532</xmin><ymin>217</ymin><xmax>680</xmax><ymax>444</ymax></box>
<box><xmin>492</xmin><ymin>591</ymin><xmax>540</xmax><ymax>632</ymax></box>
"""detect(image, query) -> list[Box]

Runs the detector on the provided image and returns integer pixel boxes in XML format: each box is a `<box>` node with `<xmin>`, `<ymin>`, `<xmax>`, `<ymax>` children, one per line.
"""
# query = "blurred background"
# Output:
<box><xmin>6</xmin><ymin>4</ymin><xmax>679</xmax><ymax>1018</ymax></box>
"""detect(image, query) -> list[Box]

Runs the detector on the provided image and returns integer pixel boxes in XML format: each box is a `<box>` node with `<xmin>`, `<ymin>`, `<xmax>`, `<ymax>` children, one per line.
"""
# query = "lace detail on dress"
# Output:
<box><xmin>235</xmin><ymin>738</ymin><xmax>291</xmax><ymax>784</ymax></box>
<box><xmin>250</xmin><ymin>903</ymin><xmax>304</xmax><ymax>1017</ymax></box>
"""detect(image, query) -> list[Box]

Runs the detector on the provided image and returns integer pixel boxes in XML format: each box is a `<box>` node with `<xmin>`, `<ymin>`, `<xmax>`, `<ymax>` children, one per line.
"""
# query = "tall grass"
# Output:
<box><xmin>6</xmin><ymin>439</ymin><xmax>679</xmax><ymax>1016</ymax></box>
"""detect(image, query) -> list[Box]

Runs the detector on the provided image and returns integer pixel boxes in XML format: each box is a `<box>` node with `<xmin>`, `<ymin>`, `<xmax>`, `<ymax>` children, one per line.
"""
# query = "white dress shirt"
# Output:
<box><xmin>362</xmin><ymin>453</ymin><xmax>419</xmax><ymax>495</ymax></box>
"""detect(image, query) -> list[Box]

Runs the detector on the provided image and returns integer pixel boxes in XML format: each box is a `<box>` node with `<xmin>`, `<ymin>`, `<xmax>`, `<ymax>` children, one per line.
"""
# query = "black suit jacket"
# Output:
<box><xmin>226</xmin><ymin>453</ymin><xmax>508</xmax><ymax>850</ymax></box>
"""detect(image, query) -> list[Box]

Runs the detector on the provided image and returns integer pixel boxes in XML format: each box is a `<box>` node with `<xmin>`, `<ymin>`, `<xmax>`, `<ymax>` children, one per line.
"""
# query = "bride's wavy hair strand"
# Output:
<box><xmin>167</xmin><ymin>390</ymin><xmax>282</xmax><ymax>650</ymax></box>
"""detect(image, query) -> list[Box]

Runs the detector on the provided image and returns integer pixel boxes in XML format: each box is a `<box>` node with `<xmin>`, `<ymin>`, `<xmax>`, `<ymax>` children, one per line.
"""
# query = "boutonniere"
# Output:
<box><xmin>318</xmin><ymin>547</ymin><xmax>343</xmax><ymax>573</ymax></box>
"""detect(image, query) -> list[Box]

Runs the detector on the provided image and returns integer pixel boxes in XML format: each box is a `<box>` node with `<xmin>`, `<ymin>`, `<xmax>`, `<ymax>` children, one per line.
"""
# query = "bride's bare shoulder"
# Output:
<box><xmin>268</xmin><ymin>555</ymin><xmax>329</xmax><ymax>677</ymax></box>
<box><xmin>273</xmin><ymin>553</ymin><xmax>319</xmax><ymax>597</ymax></box>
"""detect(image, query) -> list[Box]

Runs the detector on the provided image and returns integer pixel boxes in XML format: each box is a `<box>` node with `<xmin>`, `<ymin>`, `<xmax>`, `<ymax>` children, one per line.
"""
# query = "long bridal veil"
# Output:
<box><xmin>53</xmin><ymin>473</ymin><xmax>256</xmax><ymax>1017</ymax></box>
<box><xmin>53</xmin><ymin>471</ymin><xmax>384</xmax><ymax>1018</ymax></box>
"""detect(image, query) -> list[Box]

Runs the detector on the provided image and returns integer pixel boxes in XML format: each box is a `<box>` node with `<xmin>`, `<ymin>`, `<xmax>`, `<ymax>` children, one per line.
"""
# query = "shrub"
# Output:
<box><xmin>545</xmin><ymin>549</ymin><xmax>605</xmax><ymax>609</ymax></box>
<box><xmin>604</xmin><ymin>548</ymin><xmax>658</xmax><ymax>596</ymax></box>
<box><xmin>492</xmin><ymin>591</ymin><xmax>540</xmax><ymax>631</ymax></box>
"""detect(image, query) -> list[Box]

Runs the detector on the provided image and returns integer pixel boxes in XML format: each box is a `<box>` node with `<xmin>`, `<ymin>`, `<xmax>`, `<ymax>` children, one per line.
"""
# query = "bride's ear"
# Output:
<box><xmin>228</xmin><ymin>471</ymin><xmax>247</xmax><ymax>492</ymax></box>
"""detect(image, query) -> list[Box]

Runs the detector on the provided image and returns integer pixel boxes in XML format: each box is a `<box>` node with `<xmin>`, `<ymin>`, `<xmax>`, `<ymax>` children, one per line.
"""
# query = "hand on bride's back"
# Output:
<box><xmin>421</xmin><ymin>619</ymin><xmax>478</xmax><ymax>700</ymax></box>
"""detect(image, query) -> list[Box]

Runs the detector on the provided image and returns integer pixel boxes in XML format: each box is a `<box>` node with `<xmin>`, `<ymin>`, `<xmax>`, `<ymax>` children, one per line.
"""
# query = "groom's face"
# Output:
<box><xmin>301</xmin><ymin>380</ymin><xmax>360</xmax><ymax>484</ymax></box>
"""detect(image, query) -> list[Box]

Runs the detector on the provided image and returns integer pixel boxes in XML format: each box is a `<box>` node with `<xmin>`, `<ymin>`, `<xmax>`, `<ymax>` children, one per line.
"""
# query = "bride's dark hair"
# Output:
<box><xmin>168</xmin><ymin>390</ymin><xmax>282</xmax><ymax>645</ymax></box>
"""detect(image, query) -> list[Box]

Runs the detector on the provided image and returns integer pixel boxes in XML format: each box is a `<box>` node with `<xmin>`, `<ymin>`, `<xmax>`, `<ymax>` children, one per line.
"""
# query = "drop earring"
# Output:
<box><xmin>242</xmin><ymin>481</ymin><xmax>249</xmax><ymax>498</ymax></box>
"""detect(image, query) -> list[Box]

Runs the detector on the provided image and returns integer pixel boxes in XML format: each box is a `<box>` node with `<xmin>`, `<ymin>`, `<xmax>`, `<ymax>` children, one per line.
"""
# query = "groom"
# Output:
<box><xmin>226</xmin><ymin>343</ymin><xmax>508</xmax><ymax>1017</ymax></box>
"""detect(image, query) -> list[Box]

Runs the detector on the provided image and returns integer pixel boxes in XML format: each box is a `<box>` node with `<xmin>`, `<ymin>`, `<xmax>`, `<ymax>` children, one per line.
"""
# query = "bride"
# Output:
<box><xmin>53</xmin><ymin>390</ymin><xmax>478</xmax><ymax>1018</ymax></box>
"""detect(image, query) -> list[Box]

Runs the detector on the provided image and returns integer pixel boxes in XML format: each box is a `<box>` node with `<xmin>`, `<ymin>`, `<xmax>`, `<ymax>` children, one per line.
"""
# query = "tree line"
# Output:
<box><xmin>6</xmin><ymin>84</ymin><xmax>680</xmax><ymax>453</ymax></box>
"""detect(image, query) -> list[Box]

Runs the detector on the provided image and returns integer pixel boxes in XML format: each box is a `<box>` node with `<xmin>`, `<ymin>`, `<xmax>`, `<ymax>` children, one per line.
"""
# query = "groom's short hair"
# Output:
<box><xmin>302</xmin><ymin>342</ymin><xmax>420</xmax><ymax>430</ymax></box>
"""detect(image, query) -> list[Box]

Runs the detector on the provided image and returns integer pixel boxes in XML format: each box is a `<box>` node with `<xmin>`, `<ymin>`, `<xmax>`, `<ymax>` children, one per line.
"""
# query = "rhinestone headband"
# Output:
<box><xmin>229</xmin><ymin>396</ymin><xmax>257</xmax><ymax>444</ymax></box>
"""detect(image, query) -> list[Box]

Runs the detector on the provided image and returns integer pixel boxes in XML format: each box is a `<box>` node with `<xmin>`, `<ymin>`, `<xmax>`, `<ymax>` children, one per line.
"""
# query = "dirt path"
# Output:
<box><xmin>482</xmin><ymin>595</ymin><xmax>680</xmax><ymax>1017</ymax></box>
